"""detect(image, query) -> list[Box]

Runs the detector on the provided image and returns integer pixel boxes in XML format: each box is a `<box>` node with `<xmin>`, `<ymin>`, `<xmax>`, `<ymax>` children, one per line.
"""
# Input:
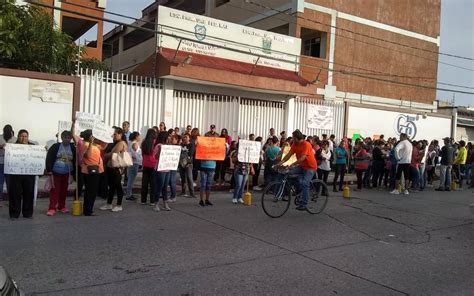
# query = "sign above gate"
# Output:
<box><xmin>157</xmin><ymin>6</ymin><xmax>301</xmax><ymax>72</ymax></box>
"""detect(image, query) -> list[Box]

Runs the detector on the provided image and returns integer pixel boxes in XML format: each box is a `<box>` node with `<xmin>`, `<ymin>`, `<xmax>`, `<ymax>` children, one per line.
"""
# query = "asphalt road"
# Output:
<box><xmin>1</xmin><ymin>187</ymin><xmax>473</xmax><ymax>295</ymax></box>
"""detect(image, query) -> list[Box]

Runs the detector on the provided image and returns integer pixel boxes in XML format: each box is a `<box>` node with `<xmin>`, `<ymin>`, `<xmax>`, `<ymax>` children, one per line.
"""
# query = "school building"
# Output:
<box><xmin>98</xmin><ymin>0</ymin><xmax>450</xmax><ymax>141</ymax></box>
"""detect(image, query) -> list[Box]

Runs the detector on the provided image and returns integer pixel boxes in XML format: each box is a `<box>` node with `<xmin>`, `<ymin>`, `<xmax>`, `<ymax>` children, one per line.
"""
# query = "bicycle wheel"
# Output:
<box><xmin>306</xmin><ymin>179</ymin><xmax>329</xmax><ymax>214</ymax></box>
<box><xmin>261</xmin><ymin>181</ymin><xmax>291</xmax><ymax>218</ymax></box>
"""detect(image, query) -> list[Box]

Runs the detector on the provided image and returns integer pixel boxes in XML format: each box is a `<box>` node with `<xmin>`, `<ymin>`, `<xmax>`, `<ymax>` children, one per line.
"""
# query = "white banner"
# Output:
<box><xmin>237</xmin><ymin>140</ymin><xmax>262</xmax><ymax>164</ymax></box>
<box><xmin>307</xmin><ymin>105</ymin><xmax>334</xmax><ymax>130</ymax></box>
<box><xmin>58</xmin><ymin>120</ymin><xmax>72</xmax><ymax>137</ymax></box>
<box><xmin>74</xmin><ymin>111</ymin><xmax>102</xmax><ymax>135</ymax></box>
<box><xmin>4</xmin><ymin>144</ymin><xmax>46</xmax><ymax>175</ymax></box>
<box><xmin>158</xmin><ymin>6</ymin><xmax>301</xmax><ymax>72</ymax></box>
<box><xmin>92</xmin><ymin>121</ymin><xmax>114</xmax><ymax>143</ymax></box>
<box><xmin>157</xmin><ymin>145</ymin><xmax>181</xmax><ymax>171</ymax></box>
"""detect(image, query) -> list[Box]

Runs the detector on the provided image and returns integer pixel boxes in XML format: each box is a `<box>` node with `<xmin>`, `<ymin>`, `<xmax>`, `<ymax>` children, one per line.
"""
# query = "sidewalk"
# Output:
<box><xmin>33</xmin><ymin>170</ymin><xmax>358</xmax><ymax>198</ymax></box>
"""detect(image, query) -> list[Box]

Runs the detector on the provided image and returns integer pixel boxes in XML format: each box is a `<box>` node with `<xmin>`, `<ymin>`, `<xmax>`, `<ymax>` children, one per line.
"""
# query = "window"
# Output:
<box><xmin>300</xmin><ymin>28</ymin><xmax>327</xmax><ymax>59</ymax></box>
<box><xmin>215</xmin><ymin>0</ymin><xmax>230</xmax><ymax>7</ymax></box>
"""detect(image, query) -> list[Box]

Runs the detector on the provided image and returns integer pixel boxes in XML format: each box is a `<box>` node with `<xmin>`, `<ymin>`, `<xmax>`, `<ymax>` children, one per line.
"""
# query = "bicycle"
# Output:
<box><xmin>261</xmin><ymin>167</ymin><xmax>329</xmax><ymax>218</ymax></box>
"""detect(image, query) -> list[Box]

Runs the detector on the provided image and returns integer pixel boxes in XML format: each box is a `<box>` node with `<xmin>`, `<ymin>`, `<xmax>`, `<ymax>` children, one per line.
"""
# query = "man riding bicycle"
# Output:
<box><xmin>275</xmin><ymin>129</ymin><xmax>317</xmax><ymax>211</ymax></box>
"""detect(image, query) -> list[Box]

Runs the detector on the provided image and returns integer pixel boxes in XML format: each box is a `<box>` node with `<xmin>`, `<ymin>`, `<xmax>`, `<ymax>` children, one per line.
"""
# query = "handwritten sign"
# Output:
<box><xmin>4</xmin><ymin>144</ymin><xmax>46</xmax><ymax>175</ymax></box>
<box><xmin>195</xmin><ymin>136</ymin><xmax>226</xmax><ymax>161</ymax></box>
<box><xmin>237</xmin><ymin>140</ymin><xmax>262</xmax><ymax>164</ymax></box>
<box><xmin>58</xmin><ymin>120</ymin><xmax>72</xmax><ymax>136</ymax></box>
<box><xmin>74</xmin><ymin>111</ymin><xmax>101</xmax><ymax>135</ymax></box>
<box><xmin>92</xmin><ymin>121</ymin><xmax>114</xmax><ymax>143</ymax></box>
<box><xmin>157</xmin><ymin>145</ymin><xmax>181</xmax><ymax>171</ymax></box>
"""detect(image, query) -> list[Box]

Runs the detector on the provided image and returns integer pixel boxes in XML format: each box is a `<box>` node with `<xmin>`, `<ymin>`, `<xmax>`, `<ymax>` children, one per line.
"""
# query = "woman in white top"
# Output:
<box><xmin>0</xmin><ymin>125</ymin><xmax>17</xmax><ymax>200</ymax></box>
<box><xmin>317</xmin><ymin>140</ymin><xmax>332</xmax><ymax>195</ymax></box>
<box><xmin>126</xmin><ymin>132</ymin><xmax>142</xmax><ymax>201</ymax></box>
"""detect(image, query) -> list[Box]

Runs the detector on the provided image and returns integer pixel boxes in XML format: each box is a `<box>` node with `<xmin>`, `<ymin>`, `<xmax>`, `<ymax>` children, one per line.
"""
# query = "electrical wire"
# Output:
<box><xmin>24</xmin><ymin>1</ymin><xmax>474</xmax><ymax>96</ymax></box>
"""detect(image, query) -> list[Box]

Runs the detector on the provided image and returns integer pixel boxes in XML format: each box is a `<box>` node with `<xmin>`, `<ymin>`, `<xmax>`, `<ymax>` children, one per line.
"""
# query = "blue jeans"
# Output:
<box><xmin>154</xmin><ymin>171</ymin><xmax>170</xmax><ymax>202</ymax></box>
<box><xmin>168</xmin><ymin>170</ymin><xmax>177</xmax><ymax>198</ymax></box>
<box><xmin>438</xmin><ymin>165</ymin><xmax>452</xmax><ymax>189</ymax></box>
<box><xmin>233</xmin><ymin>171</ymin><xmax>247</xmax><ymax>200</ymax></box>
<box><xmin>289</xmin><ymin>167</ymin><xmax>316</xmax><ymax>207</ymax></box>
<box><xmin>200</xmin><ymin>170</ymin><xmax>215</xmax><ymax>192</ymax></box>
<box><xmin>418</xmin><ymin>163</ymin><xmax>426</xmax><ymax>189</ymax></box>
<box><xmin>126</xmin><ymin>164</ymin><xmax>139</xmax><ymax>198</ymax></box>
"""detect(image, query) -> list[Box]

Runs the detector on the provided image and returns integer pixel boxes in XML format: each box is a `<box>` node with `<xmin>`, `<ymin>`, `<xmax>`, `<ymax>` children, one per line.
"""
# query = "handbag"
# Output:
<box><xmin>44</xmin><ymin>175</ymin><xmax>55</xmax><ymax>191</ymax></box>
<box><xmin>110</xmin><ymin>151</ymin><xmax>133</xmax><ymax>168</ymax></box>
<box><xmin>87</xmin><ymin>165</ymin><xmax>100</xmax><ymax>175</ymax></box>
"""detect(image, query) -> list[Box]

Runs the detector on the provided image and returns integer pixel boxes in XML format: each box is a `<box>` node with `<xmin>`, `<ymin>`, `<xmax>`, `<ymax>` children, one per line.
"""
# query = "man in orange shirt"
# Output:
<box><xmin>277</xmin><ymin>130</ymin><xmax>317</xmax><ymax>211</ymax></box>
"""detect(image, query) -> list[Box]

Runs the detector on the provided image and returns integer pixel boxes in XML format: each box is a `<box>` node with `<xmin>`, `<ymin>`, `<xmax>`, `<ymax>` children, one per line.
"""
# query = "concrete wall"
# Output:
<box><xmin>457</xmin><ymin>126</ymin><xmax>474</xmax><ymax>143</ymax></box>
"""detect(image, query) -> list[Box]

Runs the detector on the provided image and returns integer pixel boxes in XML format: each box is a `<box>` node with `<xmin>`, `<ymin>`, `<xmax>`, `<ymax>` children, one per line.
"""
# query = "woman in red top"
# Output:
<box><xmin>140</xmin><ymin>129</ymin><xmax>158</xmax><ymax>205</ymax></box>
<box><xmin>354</xmin><ymin>142</ymin><xmax>370</xmax><ymax>191</ymax></box>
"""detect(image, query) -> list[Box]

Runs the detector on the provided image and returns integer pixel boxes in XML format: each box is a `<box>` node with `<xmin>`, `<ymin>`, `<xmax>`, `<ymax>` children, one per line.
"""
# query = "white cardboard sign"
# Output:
<box><xmin>237</xmin><ymin>140</ymin><xmax>262</xmax><ymax>164</ymax></box>
<box><xmin>4</xmin><ymin>144</ymin><xmax>46</xmax><ymax>175</ymax></box>
<box><xmin>157</xmin><ymin>145</ymin><xmax>181</xmax><ymax>171</ymax></box>
<box><xmin>92</xmin><ymin>121</ymin><xmax>114</xmax><ymax>143</ymax></box>
<box><xmin>307</xmin><ymin>104</ymin><xmax>334</xmax><ymax>130</ymax></box>
<box><xmin>58</xmin><ymin>120</ymin><xmax>72</xmax><ymax>136</ymax></box>
<box><xmin>74</xmin><ymin>111</ymin><xmax>101</xmax><ymax>135</ymax></box>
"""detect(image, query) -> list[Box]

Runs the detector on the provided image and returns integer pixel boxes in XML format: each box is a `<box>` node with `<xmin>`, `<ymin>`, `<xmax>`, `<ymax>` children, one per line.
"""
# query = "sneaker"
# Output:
<box><xmin>237</xmin><ymin>198</ymin><xmax>244</xmax><ymax>204</ymax></box>
<box><xmin>59</xmin><ymin>208</ymin><xmax>69</xmax><ymax>214</ymax></box>
<box><xmin>205</xmin><ymin>200</ymin><xmax>213</xmax><ymax>206</ymax></box>
<box><xmin>403</xmin><ymin>190</ymin><xmax>409</xmax><ymax>195</ymax></box>
<box><xmin>296</xmin><ymin>205</ymin><xmax>308</xmax><ymax>211</ymax></box>
<box><xmin>163</xmin><ymin>203</ymin><xmax>171</xmax><ymax>211</ymax></box>
<box><xmin>389</xmin><ymin>189</ymin><xmax>400</xmax><ymax>195</ymax></box>
<box><xmin>253</xmin><ymin>186</ymin><xmax>263</xmax><ymax>191</ymax></box>
<box><xmin>111</xmin><ymin>206</ymin><xmax>123</xmax><ymax>212</ymax></box>
<box><xmin>153</xmin><ymin>205</ymin><xmax>160</xmax><ymax>212</ymax></box>
<box><xmin>149</xmin><ymin>203</ymin><xmax>156</xmax><ymax>206</ymax></box>
<box><xmin>199</xmin><ymin>200</ymin><xmax>205</xmax><ymax>207</ymax></box>
<box><xmin>47</xmin><ymin>209</ymin><xmax>55</xmax><ymax>216</ymax></box>
<box><xmin>169</xmin><ymin>198</ymin><xmax>176</xmax><ymax>203</ymax></box>
<box><xmin>140</xmin><ymin>201</ymin><xmax>147</xmax><ymax>205</ymax></box>
<box><xmin>100</xmin><ymin>204</ymin><xmax>113</xmax><ymax>211</ymax></box>
<box><xmin>232</xmin><ymin>198</ymin><xmax>238</xmax><ymax>204</ymax></box>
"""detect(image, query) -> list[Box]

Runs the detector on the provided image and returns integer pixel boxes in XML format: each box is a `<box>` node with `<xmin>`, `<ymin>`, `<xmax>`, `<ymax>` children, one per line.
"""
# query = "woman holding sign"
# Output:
<box><xmin>7</xmin><ymin>129</ymin><xmax>38</xmax><ymax>220</ymax></box>
<box><xmin>154</xmin><ymin>131</ymin><xmax>171</xmax><ymax>211</ymax></box>
<box><xmin>100</xmin><ymin>128</ymin><xmax>128</xmax><ymax>212</ymax></box>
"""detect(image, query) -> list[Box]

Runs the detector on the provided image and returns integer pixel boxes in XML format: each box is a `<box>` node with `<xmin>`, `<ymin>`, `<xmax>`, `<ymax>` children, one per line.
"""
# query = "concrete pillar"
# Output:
<box><xmin>162</xmin><ymin>79</ymin><xmax>175</xmax><ymax>126</ymax></box>
<box><xmin>205</xmin><ymin>0</ymin><xmax>215</xmax><ymax>16</ymax></box>
<box><xmin>285</xmin><ymin>96</ymin><xmax>295</xmax><ymax>134</ymax></box>
<box><xmin>451</xmin><ymin>107</ymin><xmax>458</xmax><ymax>140</ymax></box>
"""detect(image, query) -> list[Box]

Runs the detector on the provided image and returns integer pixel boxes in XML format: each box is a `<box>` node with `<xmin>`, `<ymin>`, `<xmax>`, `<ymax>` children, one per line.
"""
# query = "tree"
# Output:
<box><xmin>0</xmin><ymin>0</ymin><xmax>108</xmax><ymax>74</ymax></box>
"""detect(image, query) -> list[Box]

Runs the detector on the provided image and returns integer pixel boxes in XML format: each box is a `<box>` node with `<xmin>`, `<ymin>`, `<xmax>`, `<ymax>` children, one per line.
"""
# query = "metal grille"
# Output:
<box><xmin>294</xmin><ymin>97</ymin><xmax>345</xmax><ymax>140</ymax></box>
<box><xmin>79</xmin><ymin>69</ymin><xmax>162</xmax><ymax>135</ymax></box>
<box><xmin>239</xmin><ymin>98</ymin><xmax>286</xmax><ymax>140</ymax></box>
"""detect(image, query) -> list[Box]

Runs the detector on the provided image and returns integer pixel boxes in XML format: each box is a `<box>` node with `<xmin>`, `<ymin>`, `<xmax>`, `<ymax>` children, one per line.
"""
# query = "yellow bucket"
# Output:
<box><xmin>342</xmin><ymin>185</ymin><xmax>350</xmax><ymax>199</ymax></box>
<box><xmin>72</xmin><ymin>200</ymin><xmax>82</xmax><ymax>216</ymax></box>
<box><xmin>243</xmin><ymin>191</ymin><xmax>252</xmax><ymax>206</ymax></box>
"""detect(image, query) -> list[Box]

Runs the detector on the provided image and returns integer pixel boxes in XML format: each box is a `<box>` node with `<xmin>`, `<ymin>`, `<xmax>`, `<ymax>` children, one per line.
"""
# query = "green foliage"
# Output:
<box><xmin>0</xmin><ymin>1</ymin><xmax>108</xmax><ymax>74</ymax></box>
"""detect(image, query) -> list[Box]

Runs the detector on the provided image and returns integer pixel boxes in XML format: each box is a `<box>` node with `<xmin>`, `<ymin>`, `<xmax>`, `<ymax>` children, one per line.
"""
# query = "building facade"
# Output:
<box><xmin>101</xmin><ymin>0</ymin><xmax>449</xmax><ymax>141</ymax></box>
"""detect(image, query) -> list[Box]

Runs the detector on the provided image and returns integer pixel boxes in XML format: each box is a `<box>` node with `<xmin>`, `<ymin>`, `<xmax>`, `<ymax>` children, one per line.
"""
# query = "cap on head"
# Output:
<box><xmin>292</xmin><ymin>129</ymin><xmax>305</xmax><ymax>140</ymax></box>
<box><xmin>210</xmin><ymin>124</ymin><xmax>216</xmax><ymax>129</ymax></box>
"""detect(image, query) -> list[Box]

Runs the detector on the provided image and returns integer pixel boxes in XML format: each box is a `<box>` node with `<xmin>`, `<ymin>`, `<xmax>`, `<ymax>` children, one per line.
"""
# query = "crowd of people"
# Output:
<box><xmin>0</xmin><ymin>121</ymin><xmax>473</xmax><ymax>220</ymax></box>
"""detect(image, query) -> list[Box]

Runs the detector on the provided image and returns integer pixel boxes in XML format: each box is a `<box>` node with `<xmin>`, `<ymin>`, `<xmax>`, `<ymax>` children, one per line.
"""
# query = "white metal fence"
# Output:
<box><xmin>79</xmin><ymin>69</ymin><xmax>163</xmax><ymax>135</ymax></box>
<box><xmin>293</xmin><ymin>97</ymin><xmax>345</xmax><ymax>140</ymax></box>
<box><xmin>173</xmin><ymin>90</ymin><xmax>286</xmax><ymax>139</ymax></box>
<box><xmin>239</xmin><ymin>98</ymin><xmax>286</xmax><ymax>139</ymax></box>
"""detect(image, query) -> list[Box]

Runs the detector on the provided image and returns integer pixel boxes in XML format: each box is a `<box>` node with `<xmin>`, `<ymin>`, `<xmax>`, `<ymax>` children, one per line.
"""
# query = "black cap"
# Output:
<box><xmin>210</xmin><ymin>124</ymin><xmax>216</xmax><ymax>129</ymax></box>
<box><xmin>292</xmin><ymin>129</ymin><xmax>306</xmax><ymax>140</ymax></box>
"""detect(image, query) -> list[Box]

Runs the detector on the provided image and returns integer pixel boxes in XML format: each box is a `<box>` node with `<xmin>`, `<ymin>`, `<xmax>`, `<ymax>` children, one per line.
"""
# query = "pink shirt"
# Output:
<box><xmin>142</xmin><ymin>140</ymin><xmax>157</xmax><ymax>168</ymax></box>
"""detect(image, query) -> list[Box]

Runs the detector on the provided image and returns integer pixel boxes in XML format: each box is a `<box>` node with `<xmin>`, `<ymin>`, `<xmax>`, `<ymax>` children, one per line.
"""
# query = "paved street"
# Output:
<box><xmin>1</xmin><ymin>187</ymin><xmax>473</xmax><ymax>295</ymax></box>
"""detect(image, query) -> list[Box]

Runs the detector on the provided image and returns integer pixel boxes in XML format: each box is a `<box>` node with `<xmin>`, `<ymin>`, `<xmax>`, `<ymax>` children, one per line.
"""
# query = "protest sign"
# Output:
<box><xmin>58</xmin><ymin>120</ymin><xmax>72</xmax><ymax>136</ymax></box>
<box><xmin>352</xmin><ymin>133</ymin><xmax>361</xmax><ymax>141</ymax></box>
<box><xmin>74</xmin><ymin>111</ymin><xmax>101</xmax><ymax>135</ymax></box>
<box><xmin>92</xmin><ymin>121</ymin><xmax>114</xmax><ymax>143</ymax></box>
<box><xmin>195</xmin><ymin>136</ymin><xmax>226</xmax><ymax>161</ymax></box>
<box><xmin>4</xmin><ymin>144</ymin><xmax>46</xmax><ymax>175</ymax></box>
<box><xmin>237</xmin><ymin>140</ymin><xmax>262</xmax><ymax>164</ymax></box>
<box><xmin>157</xmin><ymin>145</ymin><xmax>181</xmax><ymax>171</ymax></box>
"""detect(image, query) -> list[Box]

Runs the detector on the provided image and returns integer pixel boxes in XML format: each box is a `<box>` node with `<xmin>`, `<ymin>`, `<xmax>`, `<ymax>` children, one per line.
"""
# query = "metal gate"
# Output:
<box><xmin>79</xmin><ymin>69</ymin><xmax>163</xmax><ymax>135</ymax></box>
<box><xmin>173</xmin><ymin>90</ymin><xmax>286</xmax><ymax>140</ymax></box>
<box><xmin>293</xmin><ymin>97</ymin><xmax>345</xmax><ymax>140</ymax></box>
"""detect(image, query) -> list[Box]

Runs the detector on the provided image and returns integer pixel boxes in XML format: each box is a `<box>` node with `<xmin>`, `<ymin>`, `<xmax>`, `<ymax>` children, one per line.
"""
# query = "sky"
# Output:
<box><xmin>96</xmin><ymin>0</ymin><xmax>474</xmax><ymax>107</ymax></box>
